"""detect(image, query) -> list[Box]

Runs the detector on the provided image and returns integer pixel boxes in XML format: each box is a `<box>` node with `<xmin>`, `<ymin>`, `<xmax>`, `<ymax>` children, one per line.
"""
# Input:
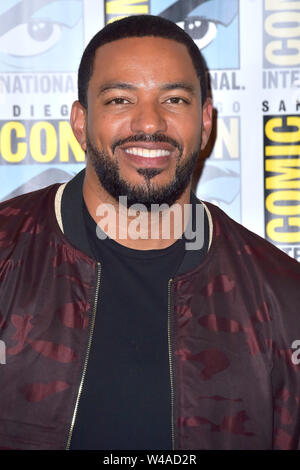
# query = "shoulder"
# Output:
<box><xmin>203</xmin><ymin>201</ymin><xmax>300</xmax><ymax>280</ymax></box>
<box><xmin>0</xmin><ymin>183</ymin><xmax>62</xmax><ymax>239</ymax></box>
<box><xmin>0</xmin><ymin>183</ymin><xmax>60</xmax><ymax>213</ymax></box>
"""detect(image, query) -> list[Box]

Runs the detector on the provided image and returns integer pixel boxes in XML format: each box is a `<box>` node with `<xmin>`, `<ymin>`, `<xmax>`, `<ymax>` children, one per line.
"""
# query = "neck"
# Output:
<box><xmin>83</xmin><ymin>165</ymin><xmax>192</xmax><ymax>250</ymax></box>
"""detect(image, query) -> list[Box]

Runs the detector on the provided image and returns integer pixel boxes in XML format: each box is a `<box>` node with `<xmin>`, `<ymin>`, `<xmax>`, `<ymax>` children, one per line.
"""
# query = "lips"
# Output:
<box><xmin>120</xmin><ymin>140</ymin><xmax>176</xmax><ymax>155</ymax></box>
<box><xmin>118</xmin><ymin>142</ymin><xmax>175</xmax><ymax>167</ymax></box>
<box><xmin>116</xmin><ymin>139</ymin><xmax>179</xmax><ymax>168</ymax></box>
<box><xmin>124</xmin><ymin>147</ymin><xmax>171</xmax><ymax>158</ymax></box>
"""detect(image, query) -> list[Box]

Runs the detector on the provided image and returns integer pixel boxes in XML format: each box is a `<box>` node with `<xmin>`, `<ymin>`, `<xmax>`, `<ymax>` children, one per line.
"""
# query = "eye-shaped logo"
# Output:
<box><xmin>196</xmin><ymin>162</ymin><xmax>240</xmax><ymax>218</ymax></box>
<box><xmin>0</xmin><ymin>18</ymin><xmax>64</xmax><ymax>57</ymax></box>
<box><xmin>181</xmin><ymin>16</ymin><xmax>218</xmax><ymax>50</ymax></box>
<box><xmin>0</xmin><ymin>0</ymin><xmax>83</xmax><ymax>72</ymax></box>
<box><xmin>0</xmin><ymin>166</ymin><xmax>80</xmax><ymax>202</ymax></box>
<box><xmin>152</xmin><ymin>0</ymin><xmax>239</xmax><ymax>70</ymax></box>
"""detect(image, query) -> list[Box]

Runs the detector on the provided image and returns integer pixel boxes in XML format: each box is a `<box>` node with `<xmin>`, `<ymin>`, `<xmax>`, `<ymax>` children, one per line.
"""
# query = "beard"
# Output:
<box><xmin>86</xmin><ymin>131</ymin><xmax>201</xmax><ymax>210</ymax></box>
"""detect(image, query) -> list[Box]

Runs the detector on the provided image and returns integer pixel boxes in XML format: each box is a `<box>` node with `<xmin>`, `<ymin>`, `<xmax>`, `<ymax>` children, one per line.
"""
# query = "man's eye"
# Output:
<box><xmin>166</xmin><ymin>97</ymin><xmax>188</xmax><ymax>104</ymax></box>
<box><xmin>106</xmin><ymin>98</ymin><xmax>130</xmax><ymax>105</ymax></box>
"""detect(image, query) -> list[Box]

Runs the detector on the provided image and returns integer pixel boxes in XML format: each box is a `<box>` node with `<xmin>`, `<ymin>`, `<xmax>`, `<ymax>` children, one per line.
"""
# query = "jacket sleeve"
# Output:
<box><xmin>271</xmin><ymin>300</ymin><xmax>300</xmax><ymax>449</ymax></box>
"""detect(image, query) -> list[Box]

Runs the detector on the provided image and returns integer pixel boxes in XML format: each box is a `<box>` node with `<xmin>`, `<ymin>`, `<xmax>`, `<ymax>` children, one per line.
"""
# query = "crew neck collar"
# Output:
<box><xmin>61</xmin><ymin>169</ymin><xmax>209</xmax><ymax>277</ymax></box>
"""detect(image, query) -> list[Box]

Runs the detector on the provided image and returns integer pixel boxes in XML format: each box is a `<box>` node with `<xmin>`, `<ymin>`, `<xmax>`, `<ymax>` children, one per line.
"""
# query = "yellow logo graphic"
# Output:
<box><xmin>0</xmin><ymin>120</ymin><xmax>85</xmax><ymax>164</ymax></box>
<box><xmin>105</xmin><ymin>0</ymin><xmax>149</xmax><ymax>24</ymax></box>
<box><xmin>264</xmin><ymin>115</ymin><xmax>300</xmax><ymax>258</ymax></box>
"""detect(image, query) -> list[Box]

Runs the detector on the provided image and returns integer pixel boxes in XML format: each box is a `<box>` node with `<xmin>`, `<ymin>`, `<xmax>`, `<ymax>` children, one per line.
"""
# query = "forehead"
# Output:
<box><xmin>90</xmin><ymin>36</ymin><xmax>200</xmax><ymax>91</ymax></box>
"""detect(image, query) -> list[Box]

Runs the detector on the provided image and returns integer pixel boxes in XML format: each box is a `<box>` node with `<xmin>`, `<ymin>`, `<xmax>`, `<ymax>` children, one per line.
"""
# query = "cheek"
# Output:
<box><xmin>186</xmin><ymin>114</ymin><xmax>203</xmax><ymax>149</ymax></box>
<box><xmin>170</xmin><ymin>112</ymin><xmax>201</xmax><ymax>146</ymax></box>
<box><xmin>88</xmin><ymin>113</ymin><xmax>130</xmax><ymax>148</ymax></box>
<box><xmin>180</xmin><ymin>127</ymin><xmax>202</xmax><ymax>155</ymax></box>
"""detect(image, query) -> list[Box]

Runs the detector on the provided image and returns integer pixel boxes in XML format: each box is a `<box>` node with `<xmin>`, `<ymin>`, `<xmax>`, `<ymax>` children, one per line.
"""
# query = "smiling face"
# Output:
<box><xmin>71</xmin><ymin>36</ymin><xmax>212</xmax><ymax>208</ymax></box>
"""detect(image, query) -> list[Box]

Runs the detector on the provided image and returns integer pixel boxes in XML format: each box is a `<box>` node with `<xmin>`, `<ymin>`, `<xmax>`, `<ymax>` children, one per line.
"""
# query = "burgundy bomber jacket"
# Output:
<box><xmin>0</xmin><ymin>169</ymin><xmax>300</xmax><ymax>450</ymax></box>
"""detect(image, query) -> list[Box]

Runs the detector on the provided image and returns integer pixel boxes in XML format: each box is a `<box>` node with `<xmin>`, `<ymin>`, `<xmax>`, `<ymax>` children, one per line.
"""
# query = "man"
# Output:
<box><xmin>0</xmin><ymin>15</ymin><xmax>300</xmax><ymax>451</ymax></box>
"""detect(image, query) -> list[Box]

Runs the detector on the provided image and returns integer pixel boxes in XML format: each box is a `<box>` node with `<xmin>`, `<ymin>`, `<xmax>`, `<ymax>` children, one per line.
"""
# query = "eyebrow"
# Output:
<box><xmin>160</xmin><ymin>82</ymin><xmax>197</xmax><ymax>94</ymax></box>
<box><xmin>98</xmin><ymin>81</ymin><xmax>197</xmax><ymax>96</ymax></box>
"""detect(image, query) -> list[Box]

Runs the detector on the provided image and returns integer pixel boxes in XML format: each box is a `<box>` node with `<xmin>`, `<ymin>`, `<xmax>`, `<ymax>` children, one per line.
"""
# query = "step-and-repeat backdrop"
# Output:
<box><xmin>0</xmin><ymin>0</ymin><xmax>299</xmax><ymax>260</ymax></box>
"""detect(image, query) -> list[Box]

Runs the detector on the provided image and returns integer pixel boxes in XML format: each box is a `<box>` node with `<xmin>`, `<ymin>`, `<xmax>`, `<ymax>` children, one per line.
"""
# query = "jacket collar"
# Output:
<box><xmin>61</xmin><ymin>169</ymin><xmax>94</xmax><ymax>259</ymax></box>
<box><xmin>60</xmin><ymin>169</ymin><xmax>210</xmax><ymax>277</ymax></box>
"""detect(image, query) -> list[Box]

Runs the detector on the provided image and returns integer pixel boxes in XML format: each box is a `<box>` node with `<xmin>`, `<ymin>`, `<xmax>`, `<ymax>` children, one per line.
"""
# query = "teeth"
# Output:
<box><xmin>125</xmin><ymin>147</ymin><xmax>171</xmax><ymax>158</ymax></box>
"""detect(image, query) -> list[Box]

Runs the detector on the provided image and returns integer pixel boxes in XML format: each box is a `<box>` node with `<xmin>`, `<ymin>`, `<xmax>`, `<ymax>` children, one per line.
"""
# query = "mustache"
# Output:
<box><xmin>111</xmin><ymin>133</ymin><xmax>182</xmax><ymax>154</ymax></box>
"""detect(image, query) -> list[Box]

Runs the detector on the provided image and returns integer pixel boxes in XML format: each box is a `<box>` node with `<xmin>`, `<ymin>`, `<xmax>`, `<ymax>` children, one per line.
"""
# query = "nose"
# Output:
<box><xmin>130</xmin><ymin>101</ymin><xmax>167</xmax><ymax>135</ymax></box>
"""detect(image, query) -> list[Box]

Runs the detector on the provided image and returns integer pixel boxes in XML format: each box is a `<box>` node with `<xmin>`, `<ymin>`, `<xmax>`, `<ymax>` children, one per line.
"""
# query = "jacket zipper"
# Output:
<box><xmin>168</xmin><ymin>277</ymin><xmax>175</xmax><ymax>450</ymax></box>
<box><xmin>65</xmin><ymin>261</ymin><xmax>102</xmax><ymax>450</ymax></box>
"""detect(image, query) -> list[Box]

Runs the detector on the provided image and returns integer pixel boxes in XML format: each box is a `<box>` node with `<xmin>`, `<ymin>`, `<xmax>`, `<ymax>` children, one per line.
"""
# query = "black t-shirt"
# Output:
<box><xmin>69</xmin><ymin>201</ymin><xmax>186</xmax><ymax>450</ymax></box>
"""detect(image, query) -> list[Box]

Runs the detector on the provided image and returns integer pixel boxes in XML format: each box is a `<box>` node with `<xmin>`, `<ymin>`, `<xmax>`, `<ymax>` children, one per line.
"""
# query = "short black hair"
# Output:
<box><xmin>78</xmin><ymin>14</ymin><xmax>208</xmax><ymax>109</ymax></box>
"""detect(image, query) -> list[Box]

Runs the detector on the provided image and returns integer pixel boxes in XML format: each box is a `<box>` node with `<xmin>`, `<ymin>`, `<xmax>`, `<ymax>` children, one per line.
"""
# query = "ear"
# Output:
<box><xmin>201</xmin><ymin>97</ymin><xmax>213</xmax><ymax>150</ymax></box>
<box><xmin>70</xmin><ymin>100</ymin><xmax>87</xmax><ymax>152</ymax></box>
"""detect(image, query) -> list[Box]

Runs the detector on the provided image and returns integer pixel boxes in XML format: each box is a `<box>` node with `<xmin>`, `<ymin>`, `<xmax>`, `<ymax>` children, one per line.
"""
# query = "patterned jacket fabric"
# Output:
<box><xmin>0</xmin><ymin>172</ymin><xmax>300</xmax><ymax>450</ymax></box>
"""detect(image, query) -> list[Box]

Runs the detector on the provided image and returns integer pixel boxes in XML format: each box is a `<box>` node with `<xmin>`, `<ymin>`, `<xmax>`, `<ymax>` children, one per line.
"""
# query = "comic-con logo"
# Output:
<box><xmin>0</xmin><ymin>119</ymin><xmax>84</xmax><ymax>164</ymax></box>
<box><xmin>152</xmin><ymin>0</ymin><xmax>239</xmax><ymax>70</ymax></box>
<box><xmin>263</xmin><ymin>0</ymin><xmax>300</xmax><ymax>68</ymax></box>
<box><xmin>0</xmin><ymin>0</ymin><xmax>83</xmax><ymax>72</ymax></box>
<box><xmin>264</xmin><ymin>115</ymin><xmax>300</xmax><ymax>261</ymax></box>
<box><xmin>105</xmin><ymin>0</ymin><xmax>240</xmax><ymax>69</ymax></box>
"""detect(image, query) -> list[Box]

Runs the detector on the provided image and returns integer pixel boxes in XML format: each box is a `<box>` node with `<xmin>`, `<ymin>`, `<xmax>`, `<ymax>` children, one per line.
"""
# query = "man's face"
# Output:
<box><xmin>72</xmin><ymin>36</ymin><xmax>212</xmax><ymax>207</ymax></box>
